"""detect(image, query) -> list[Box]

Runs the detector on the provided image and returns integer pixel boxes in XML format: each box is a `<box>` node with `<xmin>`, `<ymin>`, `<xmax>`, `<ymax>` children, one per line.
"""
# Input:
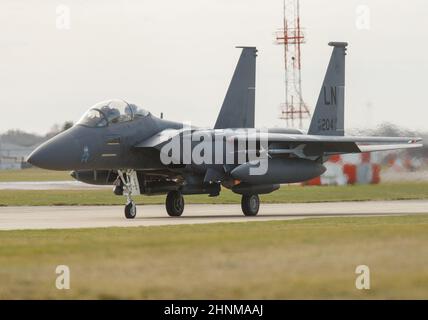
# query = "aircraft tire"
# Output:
<box><xmin>166</xmin><ymin>191</ymin><xmax>185</xmax><ymax>217</ymax></box>
<box><xmin>124</xmin><ymin>201</ymin><xmax>137</xmax><ymax>219</ymax></box>
<box><xmin>241</xmin><ymin>194</ymin><xmax>260</xmax><ymax>216</ymax></box>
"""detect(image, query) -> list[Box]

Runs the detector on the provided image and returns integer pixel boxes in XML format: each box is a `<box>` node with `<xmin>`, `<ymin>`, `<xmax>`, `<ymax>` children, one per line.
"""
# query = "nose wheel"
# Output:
<box><xmin>117</xmin><ymin>170</ymin><xmax>140</xmax><ymax>219</ymax></box>
<box><xmin>166</xmin><ymin>191</ymin><xmax>185</xmax><ymax>217</ymax></box>
<box><xmin>241</xmin><ymin>194</ymin><xmax>260</xmax><ymax>216</ymax></box>
<box><xmin>124</xmin><ymin>201</ymin><xmax>137</xmax><ymax>219</ymax></box>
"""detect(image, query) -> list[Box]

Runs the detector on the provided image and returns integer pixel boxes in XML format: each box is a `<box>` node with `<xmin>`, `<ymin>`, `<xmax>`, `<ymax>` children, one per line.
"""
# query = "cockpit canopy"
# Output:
<box><xmin>77</xmin><ymin>100</ymin><xmax>150</xmax><ymax>127</ymax></box>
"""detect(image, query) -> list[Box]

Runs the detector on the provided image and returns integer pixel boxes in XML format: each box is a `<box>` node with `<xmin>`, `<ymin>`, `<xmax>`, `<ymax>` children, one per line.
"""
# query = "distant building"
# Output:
<box><xmin>0</xmin><ymin>141</ymin><xmax>37</xmax><ymax>170</ymax></box>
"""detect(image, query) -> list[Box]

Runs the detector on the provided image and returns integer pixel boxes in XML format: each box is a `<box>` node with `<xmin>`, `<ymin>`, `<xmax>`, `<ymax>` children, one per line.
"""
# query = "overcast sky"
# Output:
<box><xmin>1</xmin><ymin>0</ymin><xmax>427</xmax><ymax>134</ymax></box>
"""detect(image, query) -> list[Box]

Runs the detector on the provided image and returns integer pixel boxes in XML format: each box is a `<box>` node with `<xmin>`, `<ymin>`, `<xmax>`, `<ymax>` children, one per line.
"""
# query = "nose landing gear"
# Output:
<box><xmin>117</xmin><ymin>170</ymin><xmax>140</xmax><ymax>219</ymax></box>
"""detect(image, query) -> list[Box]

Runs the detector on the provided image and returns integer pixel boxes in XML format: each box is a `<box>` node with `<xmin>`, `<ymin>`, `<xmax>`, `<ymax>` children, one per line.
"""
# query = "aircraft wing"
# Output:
<box><xmin>234</xmin><ymin>132</ymin><xmax>421</xmax><ymax>144</ymax></box>
<box><xmin>135</xmin><ymin>129</ymin><xmax>423</xmax><ymax>157</ymax></box>
<box><xmin>357</xmin><ymin>143</ymin><xmax>423</xmax><ymax>153</ymax></box>
<box><xmin>230</xmin><ymin>132</ymin><xmax>423</xmax><ymax>156</ymax></box>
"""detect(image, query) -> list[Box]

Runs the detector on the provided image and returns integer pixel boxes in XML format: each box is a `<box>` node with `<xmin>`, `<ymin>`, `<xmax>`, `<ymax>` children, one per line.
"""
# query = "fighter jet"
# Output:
<box><xmin>27</xmin><ymin>42</ymin><xmax>423</xmax><ymax>219</ymax></box>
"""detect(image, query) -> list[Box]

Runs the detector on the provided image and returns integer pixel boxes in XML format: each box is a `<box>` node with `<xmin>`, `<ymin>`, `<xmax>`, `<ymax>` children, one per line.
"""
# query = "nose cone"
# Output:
<box><xmin>27</xmin><ymin>131</ymin><xmax>82</xmax><ymax>170</ymax></box>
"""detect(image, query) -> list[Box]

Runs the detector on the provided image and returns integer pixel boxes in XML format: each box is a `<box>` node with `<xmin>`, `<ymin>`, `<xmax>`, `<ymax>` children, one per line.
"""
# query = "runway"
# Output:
<box><xmin>0</xmin><ymin>200</ymin><xmax>427</xmax><ymax>230</ymax></box>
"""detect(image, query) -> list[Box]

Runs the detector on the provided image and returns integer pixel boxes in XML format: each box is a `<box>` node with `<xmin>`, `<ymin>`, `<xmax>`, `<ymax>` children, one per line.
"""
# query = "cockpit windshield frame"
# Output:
<box><xmin>77</xmin><ymin>108</ymin><xmax>108</xmax><ymax>128</ymax></box>
<box><xmin>77</xmin><ymin>99</ymin><xmax>150</xmax><ymax>128</ymax></box>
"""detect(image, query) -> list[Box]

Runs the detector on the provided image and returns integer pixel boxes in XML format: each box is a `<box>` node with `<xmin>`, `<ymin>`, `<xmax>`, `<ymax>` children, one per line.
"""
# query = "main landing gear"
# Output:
<box><xmin>163</xmin><ymin>191</ymin><xmax>259</xmax><ymax>217</ymax></box>
<box><xmin>115</xmin><ymin>170</ymin><xmax>259</xmax><ymax>218</ymax></box>
<box><xmin>166</xmin><ymin>190</ymin><xmax>185</xmax><ymax>217</ymax></box>
<box><xmin>241</xmin><ymin>194</ymin><xmax>260</xmax><ymax>216</ymax></box>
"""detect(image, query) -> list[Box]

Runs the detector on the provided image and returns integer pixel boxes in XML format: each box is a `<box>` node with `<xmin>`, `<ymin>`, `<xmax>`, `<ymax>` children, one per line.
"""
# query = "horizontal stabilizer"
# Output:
<box><xmin>358</xmin><ymin>143</ymin><xmax>424</xmax><ymax>153</ymax></box>
<box><xmin>231</xmin><ymin>131</ymin><xmax>422</xmax><ymax>145</ymax></box>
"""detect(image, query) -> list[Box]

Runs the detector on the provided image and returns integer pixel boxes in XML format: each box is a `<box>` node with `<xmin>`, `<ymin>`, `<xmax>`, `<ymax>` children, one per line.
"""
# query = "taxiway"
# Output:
<box><xmin>0</xmin><ymin>200</ymin><xmax>427</xmax><ymax>230</ymax></box>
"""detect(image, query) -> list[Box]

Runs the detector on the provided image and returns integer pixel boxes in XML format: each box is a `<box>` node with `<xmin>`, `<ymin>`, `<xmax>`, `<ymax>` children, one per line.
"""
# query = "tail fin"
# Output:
<box><xmin>308</xmin><ymin>42</ymin><xmax>347</xmax><ymax>136</ymax></box>
<box><xmin>214</xmin><ymin>47</ymin><xmax>257</xmax><ymax>129</ymax></box>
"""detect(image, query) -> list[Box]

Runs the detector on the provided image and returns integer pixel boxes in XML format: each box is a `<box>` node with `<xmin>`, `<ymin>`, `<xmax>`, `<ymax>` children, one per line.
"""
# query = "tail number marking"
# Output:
<box><xmin>323</xmin><ymin>86</ymin><xmax>337</xmax><ymax>106</ymax></box>
<box><xmin>318</xmin><ymin>118</ymin><xmax>337</xmax><ymax>131</ymax></box>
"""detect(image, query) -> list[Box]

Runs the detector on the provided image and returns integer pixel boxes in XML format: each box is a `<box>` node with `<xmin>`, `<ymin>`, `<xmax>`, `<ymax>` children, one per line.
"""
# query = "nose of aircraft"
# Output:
<box><xmin>26</xmin><ymin>131</ymin><xmax>82</xmax><ymax>170</ymax></box>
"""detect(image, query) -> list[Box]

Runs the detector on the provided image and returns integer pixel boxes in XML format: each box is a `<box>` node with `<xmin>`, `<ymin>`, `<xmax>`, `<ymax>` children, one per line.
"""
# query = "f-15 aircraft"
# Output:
<box><xmin>27</xmin><ymin>42</ymin><xmax>423</xmax><ymax>219</ymax></box>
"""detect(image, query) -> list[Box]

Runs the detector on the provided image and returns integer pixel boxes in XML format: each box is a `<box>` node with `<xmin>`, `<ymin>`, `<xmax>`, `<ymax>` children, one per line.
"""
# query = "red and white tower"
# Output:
<box><xmin>275</xmin><ymin>0</ymin><xmax>311</xmax><ymax>128</ymax></box>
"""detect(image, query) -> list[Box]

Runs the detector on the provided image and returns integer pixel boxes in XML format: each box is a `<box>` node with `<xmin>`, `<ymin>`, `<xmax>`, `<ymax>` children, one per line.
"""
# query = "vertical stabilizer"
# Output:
<box><xmin>308</xmin><ymin>42</ymin><xmax>347</xmax><ymax>136</ymax></box>
<box><xmin>214</xmin><ymin>47</ymin><xmax>257</xmax><ymax>129</ymax></box>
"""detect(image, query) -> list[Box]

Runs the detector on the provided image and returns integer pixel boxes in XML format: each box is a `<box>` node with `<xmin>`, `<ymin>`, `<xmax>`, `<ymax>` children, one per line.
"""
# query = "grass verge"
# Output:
<box><xmin>1</xmin><ymin>215</ymin><xmax>428</xmax><ymax>299</ymax></box>
<box><xmin>0</xmin><ymin>168</ymin><xmax>72</xmax><ymax>182</ymax></box>
<box><xmin>0</xmin><ymin>182</ymin><xmax>427</xmax><ymax>206</ymax></box>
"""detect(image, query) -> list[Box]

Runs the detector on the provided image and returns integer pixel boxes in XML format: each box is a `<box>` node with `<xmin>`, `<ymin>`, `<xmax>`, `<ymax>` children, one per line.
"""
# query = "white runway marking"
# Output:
<box><xmin>0</xmin><ymin>181</ymin><xmax>109</xmax><ymax>190</ymax></box>
<box><xmin>0</xmin><ymin>200</ymin><xmax>427</xmax><ymax>231</ymax></box>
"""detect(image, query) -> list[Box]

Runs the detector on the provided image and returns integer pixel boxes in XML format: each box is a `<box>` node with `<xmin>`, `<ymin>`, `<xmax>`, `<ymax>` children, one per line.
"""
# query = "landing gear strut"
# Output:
<box><xmin>166</xmin><ymin>190</ymin><xmax>185</xmax><ymax>217</ymax></box>
<box><xmin>241</xmin><ymin>194</ymin><xmax>260</xmax><ymax>216</ymax></box>
<box><xmin>118</xmin><ymin>170</ymin><xmax>139</xmax><ymax>219</ymax></box>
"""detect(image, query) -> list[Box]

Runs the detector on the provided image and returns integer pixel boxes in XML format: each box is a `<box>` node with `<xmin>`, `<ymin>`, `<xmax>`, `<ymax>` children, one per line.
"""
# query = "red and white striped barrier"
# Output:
<box><xmin>304</xmin><ymin>153</ymin><xmax>381</xmax><ymax>186</ymax></box>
